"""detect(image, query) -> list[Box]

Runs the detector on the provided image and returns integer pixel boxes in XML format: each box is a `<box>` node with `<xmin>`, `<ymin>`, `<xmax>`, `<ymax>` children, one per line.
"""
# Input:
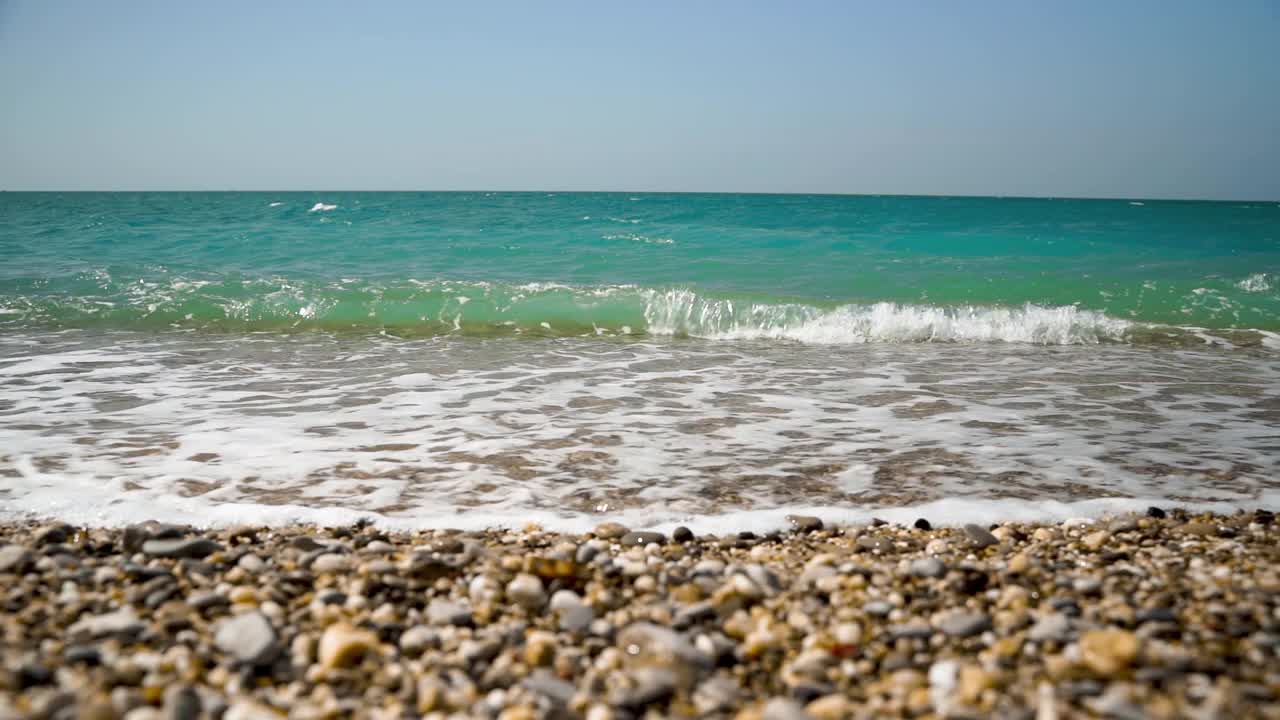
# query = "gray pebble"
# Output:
<box><xmin>574</xmin><ymin>543</ymin><xmax>601</xmax><ymax>564</ymax></box>
<box><xmin>68</xmin><ymin>608</ymin><xmax>145</xmax><ymax>640</ymax></box>
<box><xmin>142</xmin><ymin>537</ymin><xmax>223</xmax><ymax>559</ymax></box>
<box><xmin>523</xmin><ymin>669</ymin><xmax>575</xmax><ymax>706</ymax></box>
<box><xmin>426</xmin><ymin>599</ymin><xmax>472</xmax><ymax>626</ymax></box>
<box><xmin>619</xmin><ymin>531</ymin><xmax>666</xmax><ymax>547</ymax></box>
<box><xmin>909</xmin><ymin>556</ymin><xmax>947</xmax><ymax>578</ymax></box>
<box><xmin>611</xmin><ymin>667</ymin><xmax>676</xmax><ymax>710</ymax></box>
<box><xmin>236</xmin><ymin>554</ymin><xmax>265</xmax><ymax>573</ymax></box>
<box><xmin>692</xmin><ymin>559</ymin><xmax>726</xmax><ymax>577</ymax></box>
<box><xmin>785</xmin><ymin>515</ymin><xmax>823</xmax><ymax>533</ymax></box>
<box><xmin>398</xmin><ymin>626</ymin><xmax>438</xmax><ymax>656</ymax></box>
<box><xmin>1073</xmin><ymin>577</ymin><xmax>1103</xmax><ymax>595</ymax></box>
<box><xmin>506</xmin><ymin>573</ymin><xmax>546</xmax><ymax>611</ymax></box>
<box><xmin>674</xmin><ymin>601</ymin><xmax>716</xmax><ymax>628</ymax></box>
<box><xmin>888</xmin><ymin>622</ymin><xmax>934</xmax><ymax>640</ymax></box>
<box><xmin>559</xmin><ymin>604</ymin><xmax>596</xmax><ymax>634</ymax></box>
<box><xmin>0</xmin><ymin>545</ymin><xmax>34</xmax><ymax>574</ymax></box>
<box><xmin>1028</xmin><ymin>613</ymin><xmax>1073</xmax><ymax>643</ymax></box>
<box><xmin>864</xmin><ymin>600</ymin><xmax>894</xmax><ymax>617</ymax></box>
<box><xmin>938</xmin><ymin>611</ymin><xmax>992</xmax><ymax>638</ymax></box>
<box><xmin>963</xmin><ymin>524</ymin><xmax>999</xmax><ymax>548</ymax></box>
<box><xmin>214</xmin><ymin>611</ymin><xmax>279</xmax><ymax>666</ymax></box>
<box><xmin>617</xmin><ymin>622</ymin><xmax>712</xmax><ymax>676</ymax></box>
<box><xmin>162</xmin><ymin>686</ymin><xmax>201</xmax><ymax>720</ymax></box>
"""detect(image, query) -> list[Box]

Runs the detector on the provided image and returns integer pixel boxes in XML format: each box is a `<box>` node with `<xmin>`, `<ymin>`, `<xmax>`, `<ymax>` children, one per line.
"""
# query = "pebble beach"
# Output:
<box><xmin>2</xmin><ymin>510</ymin><xmax>1278</xmax><ymax>720</ymax></box>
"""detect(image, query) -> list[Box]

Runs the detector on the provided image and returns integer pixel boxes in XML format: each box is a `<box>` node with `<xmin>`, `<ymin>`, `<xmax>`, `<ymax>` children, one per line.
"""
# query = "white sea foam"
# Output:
<box><xmin>268</xmin><ymin>202</ymin><xmax>285</xmax><ymax>207</ymax></box>
<box><xmin>1237</xmin><ymin>273</ymin><xmax>1272</xmax><ymax>293</ymax></box>
<box><xmin>0</xmin><ymin>331</ymin><xmax>1275</xmax><ymax>531</ymax></box>
<box><xmin>644</xmin><ymin>292</ymin><xmax>1132</xmax><ymax>344</ymax></box>
<box><xmin>309</xmin><ymin>202</ymin><xmax>337</xmax><ymax>213</ymax></box>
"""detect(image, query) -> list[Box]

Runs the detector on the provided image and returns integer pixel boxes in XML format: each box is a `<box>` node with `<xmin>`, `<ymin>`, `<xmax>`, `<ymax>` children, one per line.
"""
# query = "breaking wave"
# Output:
<box><xmin>4</xmin><ymin>273</ymin><xmax>1275</xmax><ymax>348</ymax></box>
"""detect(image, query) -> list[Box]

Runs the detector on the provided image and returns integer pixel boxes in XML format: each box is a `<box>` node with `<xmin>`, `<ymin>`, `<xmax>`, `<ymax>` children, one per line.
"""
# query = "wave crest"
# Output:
<box><xmin>643</xmin><ymin>290</ymin><xmax>1131</xmax><ymax>344</ymax></box>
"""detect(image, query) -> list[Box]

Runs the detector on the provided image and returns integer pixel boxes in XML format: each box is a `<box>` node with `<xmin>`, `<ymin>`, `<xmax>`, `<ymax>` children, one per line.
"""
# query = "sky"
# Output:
<box><xmin>1</xmin><ymin>1</ymin><xmax>1278</xmax><ymax>199</ymax></box>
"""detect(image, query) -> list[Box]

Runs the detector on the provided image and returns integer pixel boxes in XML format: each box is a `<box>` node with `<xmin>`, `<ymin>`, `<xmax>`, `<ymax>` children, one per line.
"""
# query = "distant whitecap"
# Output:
<box><xmin>309</xmin><ymin>202</ymin><xmax>337</xmax><ymax>213</ymax></box>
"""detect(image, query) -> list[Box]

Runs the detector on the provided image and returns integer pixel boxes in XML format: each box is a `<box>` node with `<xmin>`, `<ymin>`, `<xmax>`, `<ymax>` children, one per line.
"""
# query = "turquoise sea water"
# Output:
<box><xmin>2</xmin><ymin>192</ymin><xmax>1277</xmax><ymax>339</ymax></box>
<box><xmin>1</xmin><ymin>193</ymin><xmax>1277</xmax><ymax>529</ymax></box>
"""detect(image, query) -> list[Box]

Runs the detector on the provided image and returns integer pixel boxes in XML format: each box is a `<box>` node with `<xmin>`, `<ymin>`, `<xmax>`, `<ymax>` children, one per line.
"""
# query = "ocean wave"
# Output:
<box><xmin>2</xmin><ymin>274</ymin><xmax>1276</xmax><ymax>347</ymax></box>
<box><xmin>643</xmin><ymin>290</ymin><xmax>1130</xmax><ymax>344</ymax></box>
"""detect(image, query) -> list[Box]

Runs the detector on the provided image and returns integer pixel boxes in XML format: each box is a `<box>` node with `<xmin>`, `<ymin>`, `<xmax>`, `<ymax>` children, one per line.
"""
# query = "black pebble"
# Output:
<box><xmin>63</xmin><ymin>646</ymin><xmax>102</xmax><ymax>666</ymax></box>
<box><xmin>913</xmin><ymin>518</ymin><xmax>932</xmax><ymax>531</ymax></box>
<box><xmin>1147</xmin><ymin>506</ymin><xmax>1167</xmax><ymax>519</ymax></box>
<box><xmin>672</xmin><ymin>526</ymin><xmax>694</xmax><ymax>543</ymax></box>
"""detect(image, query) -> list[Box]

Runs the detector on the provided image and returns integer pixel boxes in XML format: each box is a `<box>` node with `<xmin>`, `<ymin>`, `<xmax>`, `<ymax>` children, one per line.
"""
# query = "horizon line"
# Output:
<box><xmin>1</xmin><ymin>189</ymin><xmax>1277</xmax><ymax>204</ymax></box>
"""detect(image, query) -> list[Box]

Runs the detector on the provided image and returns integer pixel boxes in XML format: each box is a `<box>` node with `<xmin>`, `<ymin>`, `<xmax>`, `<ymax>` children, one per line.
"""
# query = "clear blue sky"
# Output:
<box><xmin>2</xmin><ymin>1</ymin><xmax>1278</xmax><ymax>199</ymax></box>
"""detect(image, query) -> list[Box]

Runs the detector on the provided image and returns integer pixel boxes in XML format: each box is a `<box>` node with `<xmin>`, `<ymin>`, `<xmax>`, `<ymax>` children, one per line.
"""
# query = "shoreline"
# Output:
<box><xmin>2</xmin><ymin>510</ymin><xmax>1277</xmax><ymax>719</ymax></box>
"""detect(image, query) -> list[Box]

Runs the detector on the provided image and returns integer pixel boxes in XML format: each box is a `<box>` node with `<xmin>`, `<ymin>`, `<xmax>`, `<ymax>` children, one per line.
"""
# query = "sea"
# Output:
<box><xmin>1</xmin><ymin>192</ymin><xmax>1277</xmax><ymax>532</ymax></box>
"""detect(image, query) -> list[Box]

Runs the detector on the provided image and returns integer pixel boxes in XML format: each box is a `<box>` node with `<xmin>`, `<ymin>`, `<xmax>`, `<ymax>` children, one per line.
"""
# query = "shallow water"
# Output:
<box><xmin>2</xmin><ymin>329</ymin><xmax>1276</xmax><ymax>530</ymax></box>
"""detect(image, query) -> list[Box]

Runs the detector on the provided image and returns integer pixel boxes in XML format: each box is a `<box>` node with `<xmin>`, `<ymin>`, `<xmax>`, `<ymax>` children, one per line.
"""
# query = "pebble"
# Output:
<box><xmin>888</xmin><ymin>622</ymin><xmax>934</xmax><ymax>640</ymax></box>
<box><xmin>937</xmin><ymin>611</ymin><xmax>992</xmax><ymax>638</ymax></box>
<box><xmin>523</xmin><ymin>670</ymin><xmax>575</xmax><ymax>706</ymax></box>
<box><xmin>161</xmin><ymin>686</ymin><xmax>201</xmax><ymax>720</ymax></box>
<box><xmin>592</xmin><ymin>522</ymin><xmax>629</xmax><ymax>539</ymax></box>
<box><xmin>618</xmin><ymin>531</ymin><xmax>666</xmax><ymax>547</ymax></box>
<box><xmin>617</xmin><ymin>622</ymin><xmax>711</xmax><ymax>682</ymax></box>
<box><xmin>236</xmin><ymin>554</ymin><xmax>265</xmax><ymax>573</ymax></box>
<box><xmin>1</xmin><ymin>515</ymin><xmax>1273</xmax><ymax>720</ymax></box>
<box><xmin>398</xmin><ymin>626</ymin><xmax>437</xmax><ymax>656</ymax></box>
<box><xmin>672</xmin><ymin>526</ymin><xmax>694</xmax><ymax>543</ymax></box>
<box><xmin>559</xmin><ymin>604</ymin><xmax>596</xmax><ymax>634</ymax></box>
<box><xmin>63</xmin><ymin>645</ymin><xmax>102</xmax><ymax>666</ymax></box>
<box><xmin>805</xmin><ymin>694</ymin><xmax>853</xmax><ymax>720</ymax></box>
<box><xmin>426</xmin><ymin>599</ymin><xmax>472</xmax><ymax>626</ymax></box>
<box><xmin>762</xmin><ymin>697</ymin><xmax>816</xmax><ymax>720</ymax></box>
<box><xmin>317</xmin><ymin>622</ymin><xmax>380</xmax><ymax>669</ymax></box>
<box><xmin>1029</xmin><ymin>613</ymin><xmax>1073</xmax><ymax>643</ymax></box>
<box><xmin>1081</xmin><ymin>530</ymin><xmax>1110</xmax><ymax>551</ymax></box>
<box><xmin>1072</xmin><ymin>577</ymin><xmax>1103</xmax><ymax>595</ymax></box>
<box><xmin>68</xmin><ymin>608</ymin><xmax>145</xmax><ymax>640</ymax></box>
<box><xmin>785</xmin><ymin>515</ymin><xmax>823</xmax><ymax>533</ymax></box>
<box><xmin>506</xmin><ymin>573</ymin><xmax>547</xmax><ymax>611</ymax></box>
<box><xmin>0</xmin><ymin>545</ymin><xmax>34</xmax><ymax>573</ymax></box>
<box><xmin>1078</xmin><ymin>629</ymin><xmax>1140</xmax><ymax>676</ymax></box>
<box><xmin>863</xmin><ymin>600</ymin><xmax>893</xmax><ymax>617</ymax></box>
<box><xmin>963</xmin><ymin>524</ymin><xmax>999</xmax><ymax>548</ymax></box>
<box><xmin>1135</xmin><ymin>607</ymin><xmax>1178</xmax><ymax>624</ymax></box>
<box><xmin>214</xmin><ymin>611</ymin><xmax>280</xmax><ymax>666</ymax></box>
<box><xmin>141</xmin><ymin>536</ymin><xmax>223</xmax><ymax>559</ymax></box>
<box><xmin>913</xmin><ymin>518</ymin><xmax>932</xmax><ymax>531</ymax></box>
<box><xmin>909</xmin><ymin>556</ymin><xmax>946</xmax><ymax>578</ymax></box>
<box><xmin>310</xmin><ymin>553</ymin><xmax>349</xmax><ymax>573</ymax></box>
<box><xmin>611</xmin><ymin>666</ymin><xmax>676</xmax><ymax>710</ymax></box>
<box><xmin>693</xmin><ymin>675</ymin><xmax>742</xmax><ymax>714</ymax></box>
<box><xmin>222</xmin><ymin>701</ymin><xmax>282</xmax><ymax>720</ymax></box>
